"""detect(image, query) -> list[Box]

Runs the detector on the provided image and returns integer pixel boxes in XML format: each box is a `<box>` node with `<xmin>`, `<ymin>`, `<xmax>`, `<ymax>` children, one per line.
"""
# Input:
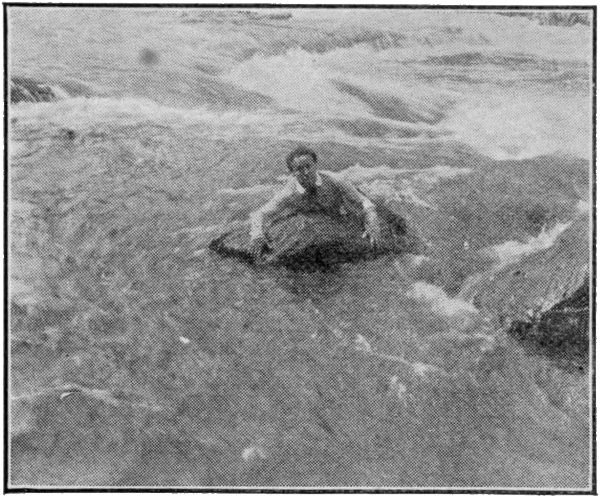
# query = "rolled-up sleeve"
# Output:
<box><xmin>249</xmin><ymin>180</ymin><xmax>295</xmax><ymax>239</ymax></box>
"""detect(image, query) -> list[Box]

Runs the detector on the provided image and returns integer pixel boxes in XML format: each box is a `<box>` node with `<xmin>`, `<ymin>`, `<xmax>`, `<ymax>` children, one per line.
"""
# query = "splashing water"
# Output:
<box><xmin>8</xmin><ymin>7</ymin><xmax>592</xmax><ymax>489</ymax></box>
<box><xmin>484</xmin><ymin>222</ymin><xmax>572</xmax><ymax>268</ymax></box>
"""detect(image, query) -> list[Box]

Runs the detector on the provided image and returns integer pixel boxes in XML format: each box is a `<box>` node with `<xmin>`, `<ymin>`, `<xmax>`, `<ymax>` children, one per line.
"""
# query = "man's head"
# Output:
<box><xmin>286</xmin><ymin>146</ymin><xmax>318</xmax><ymax>191</ymax></box>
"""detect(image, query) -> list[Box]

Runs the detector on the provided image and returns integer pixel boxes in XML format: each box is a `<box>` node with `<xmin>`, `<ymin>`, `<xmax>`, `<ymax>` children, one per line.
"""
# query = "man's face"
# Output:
<box><xmin>290</xmin><ymin>155</ymin><xmax>318</xmax><ymax>190</ymax></box>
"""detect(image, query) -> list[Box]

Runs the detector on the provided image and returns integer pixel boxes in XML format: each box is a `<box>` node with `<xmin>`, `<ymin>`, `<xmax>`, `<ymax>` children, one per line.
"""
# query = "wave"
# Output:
<box><xmin>496</xmin><ymin>11</ymin><xmax>590</xmax><ymax>27</ymax></box>
<box><xmin>446</xmin><ymin>91</ymin><xmax>591</xmax><ymax>160</ymax></box>
<box><xmin>332</xmin><ymin>81</ymin><xmax>449</xmax><ymax>125</ymax></box>
<box><xmin>407</xmin><ymin>281</ymin><xmax>478</xmax><ymax>317</ymax></box>
<box><xmin>223</xmin><ymin>50</ymin><xmax>454</xmax><ymax>125</ymax></box>
<box><xmin>484</xmin><ymin>222</ymin><xmax>572</xmax><ymax>268</ymax></box>
<box><xmin>179</xmin><ymin>165</ymin><xmax>474</xmax><ymax>223</ymax></box>
<box><xmin>334</xmin><ymin>164</ymin><xmax>473</xmax><ymax>184</ymax></box>
<box><xmin>217</xmin><ymin>184</ymin><xmax>279</xmax><ymax>196</ymax></box>
<box><xmin>334</xmin><ymin>164</ymin><xmax>473</xmax><ymax>209</ymax></box>
<box><xmin>10</xmin><ymin>10</ymin><xmax>592</xmax><ymax>165</ymax></box>
<box><xmin>218</xmin><ymin>10</ymin><xmax>590</xmax><ymax>63</ymax></box>
<box><xmin>10</xmin><ymin>76</ymin><xmax>100</xmax><ymax>104</ymax></box>
<box><xmin>422</xmin><ymin>51</ymin><xmax>587</xmax><ymax>71</ymax></box>
<box><xmin>265</xmin><ymin>28</ymin><xmax>413</xmax><ymax>56</ymax></box>
<box><xmin>10</xmin><ymin>77</ymin><xmax>60</xmax><ymax>104</ymax></box>
<box><xmin>234</xmin><ymin>164</ymin><xmax>472</xmax><ymax>192</ymax></box>
<box><xmin>232</xmin><ymin>11</ymin><xmax>539</xmax><ymax>58</ymax></box>
<box><xmin>9</xmin><ymin>96</ymin><xmax>292</xmax><ymax>137</ymax></box>
<box><xmin>331</xmin><ymin>165</ymin><xmax>471</xmax><ymax>211</ymax></box>
<box><xmin>11</xmin><ymin>70</ymin><xmax>273</xmax><ymax>113</ymax></box>
<box><xmin>328</xmin><ymin>118</ymin><xmax>422</xmax><ymax>139</ymax></box>
<box><xmin>459</xmin><ymin>215</ymin><xmax>589</xmax><ymax>328</ymax></box>
<box><xmin>176</xmin><ymin>13</ymin><xmax>426</xmax><ymax>63</ymax></box>
<box><xmin>222</xmin><ymin>50</ymin><xmax>367</xmax><ymax>115</ymax></box>
<box><xmin>192</xmin><ymin>9</ymin><xmax>470</xmax><ymax>57</ymax></box>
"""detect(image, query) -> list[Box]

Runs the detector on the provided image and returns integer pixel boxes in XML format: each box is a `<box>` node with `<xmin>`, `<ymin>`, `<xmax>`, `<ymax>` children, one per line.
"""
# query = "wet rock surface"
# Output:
<box><xmin>509</xmin><ymin>278</ymin><xmax>589</xmax><ymax>372</ymax></box>
<box><xmin>209</xmin><ymin>203</ymin><xmax>426</xmax><ymax>269</ymax></box>
<box><xmin>11</xmin><ymin>77</ymin><xmax>58</xmax><ymax>104</ymax></box>
<box><xmin>461</xmin><ymin>215</ymin><xmax>590</xmax><ymax>370</ymax></box>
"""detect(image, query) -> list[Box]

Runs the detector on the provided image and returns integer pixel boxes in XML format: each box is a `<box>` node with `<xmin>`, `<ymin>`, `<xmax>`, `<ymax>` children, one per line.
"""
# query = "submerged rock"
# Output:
<box><xmin>462</xmin><ymin>216</ymin><xmax>589</xmax><ymax>323</ymax></box>
<box><xmin>509</xmin><ymin>278</ymin><xmax>589</xmax><ymax>372</ymax></box>
<box><xmin>10</xmin><ymin>77</ymin><xmax>58</xmax><ymax>104</ymax></box>
<box><xmin>209</xmin><ymin>202</ymin><xmax>425</xmax><ymax>269</ymax></box>
<box><xmin>460</xmin><ymin>215</ymin><xmax>590</xmax><ymax>370</ymax></box>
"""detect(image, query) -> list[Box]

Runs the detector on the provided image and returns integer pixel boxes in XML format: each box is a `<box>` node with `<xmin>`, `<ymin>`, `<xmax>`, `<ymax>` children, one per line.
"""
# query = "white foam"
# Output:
<box><xmin>576</xmin><ymin>199</ymin><xmax>590</xmax><ymax>214</ymax></box>
<box><xmin>332</xmin><ymin>164</ymin><xmax>471</xmax><ymax>209</ymax></box>
<box><xmin>365</xmin><ymin>179</ymin><xmax>435</xmax><ymax>209</ymax></box>
<box><xmin>407</xmin><ymin>281</ymin><xmax>478</xmax><ymax>316</ymax></box>
<box><xmin>10</xmin><ymin>96</ymin><xmax>291</xmax><ymax>136</ymax></box>
<box><xmin>9</xmin><ymin>141</ymin><xmax>27</xmax><ymax>158</ymax></box>
<box><xmin>334</xmin><ymin>164</ymin><xmax>472</xmax><ymax>184</ymax></box>
<box><xmin>447</xmin><ymin>91</ymin><xmax>590</xmax><ymax>161</ymax></box>
<box><xmin>287</xmin><ymin>10</ymin><xmax>589</xmax><ymax>64</ymax></box>
<box><xmin>223</xmin><ymin>50</ymin><xmax>368</xmax><ymax>115</ymax></box>
<box><xmin>409</xmin><ymin>255</ymin><xmax>430</xmax><ymax>266</ymax></box>
<box><xmin>217</xmin><ymin>185</ymin><xmax>276</xmax><ymax>196</ymax></box>
<box><xmin>240</xmin><ymin>165</ymin><xmax>470</xmax><ymax>209</ymax></box>
<box><xmin>333</xmin><ymin>164</ymin><xmax>409</xmax><ymax>182</ymax></box>
<box><xmin>413</xmin><ymin>165</ymin><xmax>474</xmax><ymax>183</ymax></box>
<box><xmin>484</xmin><ymin>222</ymin><xmax>571</xmax><ymax>268</ymax></box>
<box><xmin>49</xmin><ymin>84</ymin><xmax>71</xmax><ymax>100</ymax></box>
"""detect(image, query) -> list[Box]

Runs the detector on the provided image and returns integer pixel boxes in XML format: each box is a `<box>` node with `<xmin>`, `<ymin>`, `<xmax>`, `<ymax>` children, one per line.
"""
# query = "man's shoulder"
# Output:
<box><xmin>320</xmin><ymin>171</ymin><xmax>372</xmax><ymax>206</ymax></box>
<box><xmin>319</xmin><ymin>170</ymin><xmax>343</xmax><ymax>185</ymax></box>
<box><xmin>320</xmin><ymin>171</ymin><xmax>354</xmax><ymax>191</ymax></box>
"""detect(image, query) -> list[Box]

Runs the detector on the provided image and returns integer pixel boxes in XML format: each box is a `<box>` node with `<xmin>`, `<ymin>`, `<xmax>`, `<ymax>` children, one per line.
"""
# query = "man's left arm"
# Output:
<box><xmin>333</xmin><ymin>176</ymin><xmax>382</xmax><ymax>248</ymax></box>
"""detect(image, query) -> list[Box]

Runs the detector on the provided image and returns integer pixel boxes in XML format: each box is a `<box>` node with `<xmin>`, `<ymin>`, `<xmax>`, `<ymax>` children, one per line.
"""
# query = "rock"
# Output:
<box><xmin>209</xmin><ymin>202</ymin><xmax>425</xmax><ymax>269</ymax></box>
<box><xmin>509</xmin><ymin>278</ymin><xmax>589</xmax><ymax>371</ymax></box>
<box><xmin>10</xmin><ymin>77</ymin><xmax>58</xmax><ymax>104</ymax></box>
<box><xmin>461</xmin><ymin>216</ymin><xmax>589</xmax><ymax>325</ymax></box>
<box><xmin>460</xmin><ymin>216</ymin><xmax>590</xmax><ymax>370</ymax></box>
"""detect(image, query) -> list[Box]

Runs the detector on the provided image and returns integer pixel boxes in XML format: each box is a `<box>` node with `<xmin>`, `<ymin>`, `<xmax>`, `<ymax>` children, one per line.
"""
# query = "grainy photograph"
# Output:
<box><xmin>5</xmin><ymin>4</ymin><xmax>595</xmax><ymax>491</ymax></box>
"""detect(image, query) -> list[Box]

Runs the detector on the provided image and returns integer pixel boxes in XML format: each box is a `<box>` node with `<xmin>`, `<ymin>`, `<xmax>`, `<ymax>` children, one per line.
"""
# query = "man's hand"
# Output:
<box><xmin>364</xmin><ymin>212</ymin><xmax>382</xmax><ymax>251</ymax></box>
<box><xmin>249</xmin><ymin>235</ymin><xmax>268</xmax><ymax>260</ymax></box>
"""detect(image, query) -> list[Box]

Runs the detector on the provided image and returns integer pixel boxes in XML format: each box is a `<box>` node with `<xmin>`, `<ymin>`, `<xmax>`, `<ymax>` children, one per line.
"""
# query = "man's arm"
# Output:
<box><xmin>329</xmin><ymin>174</ymin><xmax>382</xmax><ymax>247</ymax></box>
<box><xmin>249</xmin><ymin>179</ymin><xmax>295</xmax><ymax>241</ymax></box>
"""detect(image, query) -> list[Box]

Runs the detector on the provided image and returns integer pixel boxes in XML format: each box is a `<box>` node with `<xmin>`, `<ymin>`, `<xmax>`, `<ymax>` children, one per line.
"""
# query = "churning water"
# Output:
<box><xmin>8</xmin><ymin>8</ymin><xmax>592</xmax><ymax>489</ymax></box>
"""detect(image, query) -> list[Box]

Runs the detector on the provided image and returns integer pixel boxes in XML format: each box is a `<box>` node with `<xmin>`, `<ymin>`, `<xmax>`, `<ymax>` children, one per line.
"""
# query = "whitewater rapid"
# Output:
<box><xmin>9</xmin><ymin>8</ymin><xmax>591</xmax><ymax>161</ymax></box>
<box><xmin>8</xmin><ymin>7</ymin><xmax>592</xmax><ymax>489</ymax></box>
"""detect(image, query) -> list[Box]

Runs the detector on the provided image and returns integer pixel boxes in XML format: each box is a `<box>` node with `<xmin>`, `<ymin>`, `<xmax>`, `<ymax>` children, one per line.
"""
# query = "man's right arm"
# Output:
<box><xmin>249</xmin><ymin>180</ymin><xmax>295</xmax><ymax>240</ymax></box>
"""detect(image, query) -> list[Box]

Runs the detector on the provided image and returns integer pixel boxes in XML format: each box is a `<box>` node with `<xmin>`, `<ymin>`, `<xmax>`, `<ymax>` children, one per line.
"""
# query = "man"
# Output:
<box><xmin>249</xmin><ymin>146</ymin><xmax>383</xmax><ymax>259</ymax></box>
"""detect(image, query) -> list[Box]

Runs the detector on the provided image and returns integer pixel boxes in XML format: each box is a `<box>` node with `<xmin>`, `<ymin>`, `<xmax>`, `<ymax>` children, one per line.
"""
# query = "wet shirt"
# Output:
<box><xmin>250</xmin><ymin>172</ymin><xmax>374</xmax><ymax>239</ymax></box>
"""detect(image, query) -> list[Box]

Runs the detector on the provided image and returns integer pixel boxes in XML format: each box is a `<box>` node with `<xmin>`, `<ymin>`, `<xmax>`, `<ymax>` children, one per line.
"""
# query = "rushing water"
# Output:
<box><xmin>8</xmin><ymin>8</ymin><xmax>592</xmax><ymax>489</ymax></box>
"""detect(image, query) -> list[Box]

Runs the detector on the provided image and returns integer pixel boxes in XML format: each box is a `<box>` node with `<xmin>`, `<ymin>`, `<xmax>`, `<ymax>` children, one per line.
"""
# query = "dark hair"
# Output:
<box><xmin>286</xmin><ymin>146</ymin><xmax>317</xmax><ymax>170</ymax></box>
